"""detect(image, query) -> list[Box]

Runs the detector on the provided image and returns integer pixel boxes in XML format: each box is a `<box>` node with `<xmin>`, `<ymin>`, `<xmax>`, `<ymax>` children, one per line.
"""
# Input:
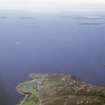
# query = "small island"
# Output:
<box><xmin>16</xmin><ymin>73</ymin><xmax>105</xmax><ymax>105</ymax></box>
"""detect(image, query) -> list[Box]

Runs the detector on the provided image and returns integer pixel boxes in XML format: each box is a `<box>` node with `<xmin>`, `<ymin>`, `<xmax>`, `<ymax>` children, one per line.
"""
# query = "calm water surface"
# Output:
<box><xmin>0</xmin><ymin>10</ymin><xmax>105</xmax><ymax>105</ymax></box>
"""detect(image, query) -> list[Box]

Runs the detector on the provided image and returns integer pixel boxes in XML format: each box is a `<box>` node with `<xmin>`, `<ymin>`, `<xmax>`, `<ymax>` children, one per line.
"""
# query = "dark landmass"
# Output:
<box><xmin>0</xmin><ymin>16</ymin><xmax>8</xmax><ymax>19</ymax></box>
<box><xmin>19</xmin><ymin>17</ymin><xmax>33</xmax><ymax>20</ymax></box>
<box><xmin>16</xmin><ymin>73</ymin><xmax>105</xmax><ymax>105</ymax></box>
<box><xmin>79</xmin><ymin>22</ymin><xmax>105</xmax><ymax>25</ymax></box>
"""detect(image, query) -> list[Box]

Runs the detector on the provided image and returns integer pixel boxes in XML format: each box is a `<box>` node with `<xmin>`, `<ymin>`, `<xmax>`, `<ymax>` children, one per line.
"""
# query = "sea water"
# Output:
<box><xmin>0</xmin><ymin>10</ymin><xmax>105</xmax><ymax>105</ymax></box>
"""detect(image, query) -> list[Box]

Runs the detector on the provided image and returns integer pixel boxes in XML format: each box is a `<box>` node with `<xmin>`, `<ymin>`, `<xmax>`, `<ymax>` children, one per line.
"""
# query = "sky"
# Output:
<box><xmin>0</xmin><ymin>0</ymin><xmax>105</xmax><ymax>11</ymax></box>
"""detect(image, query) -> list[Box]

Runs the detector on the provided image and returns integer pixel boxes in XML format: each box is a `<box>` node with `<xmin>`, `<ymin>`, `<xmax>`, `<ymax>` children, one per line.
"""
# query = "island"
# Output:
<box><xmin>16</xmin><ymin>73</ymin><xmax>105</xmax><ymax>105</ymax></box>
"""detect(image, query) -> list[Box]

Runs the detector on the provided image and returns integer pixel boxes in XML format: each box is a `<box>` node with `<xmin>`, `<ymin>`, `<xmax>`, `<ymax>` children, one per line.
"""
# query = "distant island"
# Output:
<box><xmin>16</xmin><ymin>73</ymin><xmax>105</xmax><ymax>105</ymax></box>
<box><xmin>0</xmin><ymin>16</ymin><xmax>8</xmax><ymax>19</ymax></box>
<box><xmin>19</xmin><ymin>17</ymin><xmax>33</xmax><ymax>20</ymax></box>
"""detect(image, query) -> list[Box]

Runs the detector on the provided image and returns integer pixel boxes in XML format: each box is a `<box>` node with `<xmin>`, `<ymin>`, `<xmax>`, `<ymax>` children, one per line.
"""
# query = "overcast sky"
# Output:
<box><xmin>0</xmin><ymin>0</ymin><xmax>105</xmax><ymax>11</ymax></box>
